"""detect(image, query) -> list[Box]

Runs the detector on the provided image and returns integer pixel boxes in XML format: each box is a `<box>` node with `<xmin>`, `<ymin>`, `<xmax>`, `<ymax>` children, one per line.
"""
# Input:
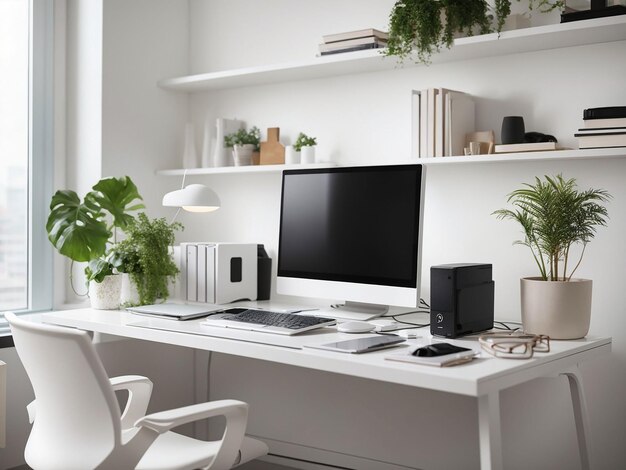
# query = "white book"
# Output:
<box><xmin>583</xmin><ymin>117</ymin><xmax>626</xmax><ymax>129</ymax></box>
<box><xmin>445</xmin><ymin>92</ymin><xmax>475</xmax><ymax>156</ymax></box>
<box><xmin>435</xmin><ymin>88</ymin><xmax>446</xmax><ymax>157</ymax></box>
<box><xmin>206</xmin><ymin>245</ymin><xmax>216</xmax><ymax>304</ymax></box>
<box><xmin>186</xmin><ymin>244</ymin><xmax>198</xmax><ymax>301</ymax></box>
<box><xmin>411</xmin><ymin>90</ymin><xmax>421</xmax><ymax>158</ymax></box>
<box><xmin>197</xmin><ymin>245</ymin><xmax>207</xmax><ymax>303</ymax></box>
<box><xmin>427</xmin><ymin>88</ymin><xmax>437</xmax><ymax>157</ymax></box>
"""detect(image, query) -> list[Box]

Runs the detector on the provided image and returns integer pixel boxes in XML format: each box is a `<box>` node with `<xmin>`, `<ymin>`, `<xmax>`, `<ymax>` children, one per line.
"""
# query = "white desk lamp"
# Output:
<box><xmin>162</xmin><ymin>171</ymin><xmax>220</xmax><ymax>220</ymax></box>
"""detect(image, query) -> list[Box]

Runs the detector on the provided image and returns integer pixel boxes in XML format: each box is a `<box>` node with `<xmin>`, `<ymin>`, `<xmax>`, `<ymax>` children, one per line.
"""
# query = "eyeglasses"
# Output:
<box><xmin>478</xmin><ymin>333</ymin><xmax>550</xmax><ymax>359</ymax></box>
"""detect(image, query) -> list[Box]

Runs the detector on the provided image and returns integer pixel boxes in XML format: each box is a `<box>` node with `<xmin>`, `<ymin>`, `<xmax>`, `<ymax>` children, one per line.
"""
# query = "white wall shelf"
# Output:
<box><xmin>158</xmin><ymin>16</ymin><xmax>626</xmax><ymax>92</ymax></box>
<box><xmin>156</xmin><ymin>162</ymin><xmax>335</xmax><ymax>176</ymax></box>
<box><xmin>156</xmin><ymin>149</ymin><xmax>625</xmax><ymax>176</ymax></box>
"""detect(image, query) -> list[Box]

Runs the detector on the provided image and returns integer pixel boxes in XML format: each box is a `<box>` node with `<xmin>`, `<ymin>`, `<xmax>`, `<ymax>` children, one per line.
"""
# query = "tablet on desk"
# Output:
<box><xmin>126</xmin><ymin>303</ymin><xmax>224</xmax><ymax>321</ymax></box>
<box><xmin>305</xmin><ymin>335</ymin><xmax>405</xmax><ymax>354</ymax></box>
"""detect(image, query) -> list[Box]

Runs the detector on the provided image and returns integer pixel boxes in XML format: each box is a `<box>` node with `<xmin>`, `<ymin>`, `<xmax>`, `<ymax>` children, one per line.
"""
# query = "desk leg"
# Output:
<box><xmin>561</xmin><ymin>366</ymin><xmax>591</xmax><ymax>470</ymax></box>
<box><xmin>194</xmin><ymin>350</ymin><xmax>211</xmax><ymax>440</ymax></box>
<box><xmin>478</xmin><ymin>392</ymin><xmax>503</xmax><ymax>470</ymax></box>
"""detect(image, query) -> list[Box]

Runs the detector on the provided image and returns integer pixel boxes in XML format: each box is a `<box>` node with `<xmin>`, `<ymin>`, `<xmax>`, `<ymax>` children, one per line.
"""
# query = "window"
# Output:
<box><xmin>0</xmin><ymin>0</ymin><xmax>53</xmax><ymax>334</ymax></box>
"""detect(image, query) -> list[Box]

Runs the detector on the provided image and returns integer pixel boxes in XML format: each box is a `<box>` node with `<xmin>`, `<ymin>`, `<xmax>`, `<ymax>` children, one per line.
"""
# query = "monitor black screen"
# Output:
<box><xmin>278</xmin><ymin>165</ymin><xmax>423</xmax><ymax>288</ymax></box>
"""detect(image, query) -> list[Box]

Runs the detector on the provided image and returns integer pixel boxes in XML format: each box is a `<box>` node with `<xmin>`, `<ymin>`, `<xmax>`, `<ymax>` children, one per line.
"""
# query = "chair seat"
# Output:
<box><xmin>136</xmin><ymin>431</ymin><xmax>269</xmax><ymax>470</ymax></box>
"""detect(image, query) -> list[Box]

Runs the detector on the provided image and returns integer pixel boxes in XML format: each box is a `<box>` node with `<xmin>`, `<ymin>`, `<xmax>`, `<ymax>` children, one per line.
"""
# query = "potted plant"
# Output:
<box><xmin>110</xmin><ymin>213</ymin><xmax>182</xmax><ymax>306</ymax></box>
<box><xmin>493</xmin><ymin>175</ymin><xmax>611</xmax><ymax>339</ymax></box>
<box><xmin>46</xmin><ymin>176</ymin><xmax>144</xmax><ymax>309</ymax></box>
<box><xmin>224</xmin><ymin>126</ymin><xmax>260</xmax><ymax>166</ymax></box>
<box><xmin>294</xmin><ymin>132</ymin><xmax>317</xmax><ymax>164</ymax></box>
<box><xmin>385</xmin><ymin>0</ymin><xmax>564</xmax><ymax>64</ymax></box>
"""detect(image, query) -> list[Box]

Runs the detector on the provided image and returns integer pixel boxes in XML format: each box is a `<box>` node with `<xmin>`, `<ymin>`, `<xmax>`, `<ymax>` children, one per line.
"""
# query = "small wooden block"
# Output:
<box><xmin>260</xmin><ymin>127</ymin><xmax>285</xmax><ymax>165</ymax></box>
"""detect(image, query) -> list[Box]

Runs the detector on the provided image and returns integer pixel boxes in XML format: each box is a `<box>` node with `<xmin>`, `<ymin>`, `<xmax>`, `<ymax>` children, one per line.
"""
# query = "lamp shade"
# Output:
<box><xmin>162</xmin><ymin>184</ymin><xmax>220</xmax><ymax>213</ymax></box>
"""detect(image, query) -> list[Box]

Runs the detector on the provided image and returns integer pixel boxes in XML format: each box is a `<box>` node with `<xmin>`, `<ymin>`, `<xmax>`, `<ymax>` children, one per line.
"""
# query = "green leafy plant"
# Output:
<box><xmin>493</xmin><ymin>175</ymin><xmax>610</xmax><ymax>282</ymax></box>
<box><xmin>385</xmin><ymin>0</ymin><xmax>564</xmax><ymax>64</ymax></box>
<box><xmin>293</xmin><ymin>132</ymin><xmax>317</xmax><ymax>151</ymax></box>
<box><xmin>110</xmin><ymin>213</ymin><xmax>182</xmax><ymax>305</ymax></box>
<box><xmin>224</xmin><ymin>126</ymin><xmax>261</xmax><ymax>151</ymax></box>
<box><xmin>46</xmin><ymin>176</ymin><xmax>144</xmax><ymax>285</ymax></box>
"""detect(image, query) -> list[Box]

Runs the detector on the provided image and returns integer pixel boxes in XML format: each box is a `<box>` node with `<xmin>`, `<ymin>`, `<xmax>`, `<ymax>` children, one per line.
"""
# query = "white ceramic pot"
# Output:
<box><xmin>300</xmin><ymin>145</ymin><xmax>316</xmax><ymax>164</ymax></box>
<box><xmin>233</xmin><ymin>144</ymin><xmax>254</xmax><ymax>166</ymax></box>
<box><xmin>120</xmin><ymin>273</ymin><xmax>140</xmax><ymax>306</ymax></box>
<box><xmin>89</xmin><ymin>274</ymin><xmax>122</xmax><ymax>310</ymax></box>
<box><xmin>520</xmin><ymin>277</ymin><xmax>592</xmax><ymax>339</ymax></box>
<box><xmin>285</xmin><ymin>145</ymin><xmax>300</xmax><ymax>164</ymax></box>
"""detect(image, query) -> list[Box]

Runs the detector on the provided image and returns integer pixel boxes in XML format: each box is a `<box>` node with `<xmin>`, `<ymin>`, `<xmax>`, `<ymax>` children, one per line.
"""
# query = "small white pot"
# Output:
<box><xmin>520</xmin><ymin>277</ymin><xmax>592</xmax><ymax>339</ymax></box>
<box><xmin>285</xmin><ymin>145</ymin><xmax>300</xmax><ymax>165</ymax></box>
<box><xmin>120</xmin><ymin>273</ymin><xmax>140</xmax><ymax>306</ymax></box>
<box><xmin>300</xmin><ymin>145</ymin><xmax>316</xmax><ymax>164</ymax></box>
<box><xmin>89</xmin><ymin>274</ymin><xmax>122</xmax><ymax>310</ymax></box>
<box><xmin>233</xmin><ymin>144</ymin><xmax>254</xmax><ymax>166</ymax></box>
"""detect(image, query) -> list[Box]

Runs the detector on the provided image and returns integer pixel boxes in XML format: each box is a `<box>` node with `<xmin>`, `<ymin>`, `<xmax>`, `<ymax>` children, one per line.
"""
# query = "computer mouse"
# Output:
<box><xmin>337</xmin><ymin>321</ymin><xmax>375</xmax><ymax>333</ymax></box>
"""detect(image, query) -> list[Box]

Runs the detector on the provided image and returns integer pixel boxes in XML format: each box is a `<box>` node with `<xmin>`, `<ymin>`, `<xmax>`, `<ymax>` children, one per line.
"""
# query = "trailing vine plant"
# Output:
<box><xmin>385</xmin><ymin>0</ymin><xmax>564</xmax><ymax>64</ymax></box>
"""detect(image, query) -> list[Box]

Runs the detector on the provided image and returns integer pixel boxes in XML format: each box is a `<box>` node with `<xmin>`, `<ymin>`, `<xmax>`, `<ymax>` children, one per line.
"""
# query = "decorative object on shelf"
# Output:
<box><xmin>109</xmin><ymin>214</ymin><xmax>182</xmax><ymax>306</ymax></box>
<box><xmin>319</xmin><ymin>28</ymin><xmax>388</xmax><ymax>56</ymax></box>
<box><xmin>260</xmin><ymin>127</ymin><xmax>286</xmax><ymax>165</ymax></box>
<box><xmin>465</xmin><ymin>130</ymin><xmax>495</xmax><ymax>155</ymax></box>
<box><xmin>294</xmin><ymin>132</ymin><xmax>318</xmax><ymax>164</ymax></box>
<box><xmin>182</xmin><ymin>123</ymin><xmax>198</xmax><ymax>168</ymax></box>
<box><xmin>385</xmin><ymin>0</ymin><xmax>564</xmax><ymax>63</ymax></box>
<box><xmin>501</xmin><ymin>116</ymin><xmax>526</xmax><ymax>144</ymax></box>
<box><xmin>213</xmin><ymin>118</ymin><xmax>244</xmax><ymax>167</ymax></box>
<box><xmin>493</xmin><ymin>174</ymin><xmax>611</xmax><ymax>339</ymax></box>
<box><xmin>224</xmin><ymin>126</ymin><xmax>261</xmax><ymax>166</ymax></box>
<box><xmin>285</xmin><ymin>145</ymin><xmax>300</xmax><ymax>164</ymax></box>
<box><xmin>46</xmin><ymin>176</ymin><xmax>145</xmax><ymax>309</ymax></box>
<box><xmin>561</xmin><ymin>0</ymin><xmax>626</xmax><ymax>22</ymax></box>
<box><xmin>201</xmin><ymin>119</ymin><xmax>215</xmax><ymax>168</ymax></box>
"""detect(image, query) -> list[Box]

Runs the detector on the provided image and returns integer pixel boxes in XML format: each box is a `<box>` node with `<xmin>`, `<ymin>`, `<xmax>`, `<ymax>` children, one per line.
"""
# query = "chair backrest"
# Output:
<box><xmin>7</xmin><ymin>313</ymin><xmax>122</xmax><ymax>469</ymax></box>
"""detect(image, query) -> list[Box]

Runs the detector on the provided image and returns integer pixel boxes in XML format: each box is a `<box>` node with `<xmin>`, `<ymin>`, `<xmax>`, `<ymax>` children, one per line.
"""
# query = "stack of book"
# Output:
<box><xmin>412</xmin><ymin>88</ymin><xmax>475</xmax><ymax>158</ymax></box>
<box><xmin>319</xmin><ymin>28</ymin><xmax>387</xmax><ymax>56</ymax></box>
<box><xmin>575</xmin><ymin>107</ymin><xmax>626</xmax><ymax>149</ymax></box>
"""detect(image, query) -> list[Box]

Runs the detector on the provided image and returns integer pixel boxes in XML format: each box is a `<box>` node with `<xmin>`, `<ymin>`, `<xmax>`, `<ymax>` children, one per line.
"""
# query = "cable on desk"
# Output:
<box><xmin>420</xmin><ymin>298</ymin><xmax>430</xmax><ymax>308</ymax></box>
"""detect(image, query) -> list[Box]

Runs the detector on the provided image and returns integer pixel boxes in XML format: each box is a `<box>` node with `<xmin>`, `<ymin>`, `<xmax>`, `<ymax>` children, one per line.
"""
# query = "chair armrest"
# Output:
<box><xmin>136</xmin><ymin>400</ymin><xmax>248</xmax><ymax>470</ymax></box>
<box><xmin>110</xmin><ymin>375</ymin><xmax>153</xmax><ymax>430</ymax></box>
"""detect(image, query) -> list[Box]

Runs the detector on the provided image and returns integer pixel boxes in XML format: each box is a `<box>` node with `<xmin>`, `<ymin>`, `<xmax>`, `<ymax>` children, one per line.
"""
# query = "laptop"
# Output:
<box><xmin>202</xmin><ymin>307</ymin><xmax>336</xmax><ymax>335</ymax></box>
<box><xmin>127</xmin><ymin>303</ymin><xmax>225</xmax><ymax>321</ymax></box>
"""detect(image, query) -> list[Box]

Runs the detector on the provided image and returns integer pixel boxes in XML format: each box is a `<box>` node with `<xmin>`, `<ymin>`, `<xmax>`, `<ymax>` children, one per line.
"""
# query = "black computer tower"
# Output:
<box><xmin>430</xmin><ymin>263</ymin><xmax>494</xmax><ymax>338</ymax></box>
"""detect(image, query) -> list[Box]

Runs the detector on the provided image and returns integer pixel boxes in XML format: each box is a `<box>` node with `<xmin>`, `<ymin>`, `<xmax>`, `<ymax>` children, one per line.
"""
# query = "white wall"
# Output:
<box><xmin>177</xmin><ymin>1</ymin><xmax>626</xmax><ymax>469</ymax></box>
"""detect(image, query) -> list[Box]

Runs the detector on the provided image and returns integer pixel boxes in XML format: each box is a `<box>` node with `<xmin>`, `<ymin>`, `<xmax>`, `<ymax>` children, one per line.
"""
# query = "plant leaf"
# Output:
<box><xmin>46</xmin><ymin>190</ymin><xmax>110</xmax><ymax>262</ymax></box>
<box><xmin>90</xmin><ymin>176</ymin><xmax>145</xmax><ymax>231</ymax></box>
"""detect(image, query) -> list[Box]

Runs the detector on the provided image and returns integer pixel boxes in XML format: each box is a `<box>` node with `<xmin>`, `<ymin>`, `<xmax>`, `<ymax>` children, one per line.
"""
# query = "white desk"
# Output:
<box><xmin>41</xmin><ymin>308</ymin><xmax>611</xmax><ymax>470</ymax></box>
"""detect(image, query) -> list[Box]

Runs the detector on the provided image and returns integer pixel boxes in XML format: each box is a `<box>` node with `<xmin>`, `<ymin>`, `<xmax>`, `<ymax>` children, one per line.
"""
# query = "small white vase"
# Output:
<box><xmin>120</xmin><ymin>273</ymin><xmax>140</xmax><ymax>306</ymax></box>
<box><xmin>300</xmin><ymin>145</ymin><xmax>316</xmax><ymax>164</ymax></box>
<box><xmin>233</xmin><ymin>144</ymin><xmax>254</xmax><ymax>166</ymax></box>
<box><xmin>89</xmin><ymin>274</ymin><xmax>122</xmax><ymax>310</ymax></box>
<box><xmin>285</xmin><ymin>145</ymin><xmax>300</xmax><ymax>165</ymax></box>
<box><xmin>520</xmin><ymin>277</ymin><xmax>593</xmax><ymax>339</ymax></box>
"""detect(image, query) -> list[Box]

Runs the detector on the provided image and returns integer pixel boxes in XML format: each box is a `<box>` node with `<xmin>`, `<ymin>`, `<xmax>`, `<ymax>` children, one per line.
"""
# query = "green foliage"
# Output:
<box><xmin>224</xmin><ymin>126</ymin><xmax>261</xmax><ymax>151</ymax></box>
<box><xmin>385</xmin><ymin>0</ymin><xmax>564</xmax><ymax>63</ymax></box>
<box><xmin>46</xmin><ymin>176</ymin><xmax>144</xmax><ymax>264</ymax></box>
<box><xmin>113</xmin><ymin>213</ymin><xmax>183</xmax><ymax>305</ymax></box>
<box><xmin>493</xmin><ymin>175</ymin><xmax>611</xmax><ymax>281</ymax></box>
<box><xmin>293</xmin><ymin>132</ymin><xmax>317</xmax><ymax>151</ymax></box>
<box><xmin>85</xmin><ymin>258</ymin><xmax>114</xmax><ymax>283</ymax></box>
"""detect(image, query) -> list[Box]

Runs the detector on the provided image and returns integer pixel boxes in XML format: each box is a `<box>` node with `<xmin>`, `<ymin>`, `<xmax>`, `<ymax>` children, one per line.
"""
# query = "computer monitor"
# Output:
<box><xmin>277</xmin><ymin>164</ymin><xmax>425</xmax><ymax>321</ymax></box>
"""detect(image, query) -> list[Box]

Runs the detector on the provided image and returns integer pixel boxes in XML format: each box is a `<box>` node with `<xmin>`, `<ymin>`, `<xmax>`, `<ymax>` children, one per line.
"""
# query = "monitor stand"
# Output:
<box><xmin>325</xmin><ymin>301</ymin><xmax>389</xmax><ymax>321</ymax></box>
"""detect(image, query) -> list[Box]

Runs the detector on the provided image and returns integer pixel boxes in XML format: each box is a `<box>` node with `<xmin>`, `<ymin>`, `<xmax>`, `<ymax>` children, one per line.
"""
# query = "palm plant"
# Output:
<box><xmin>493</xmin><ymin>175</ymin><xmax>611</xmax><ymax>281</ymax></box>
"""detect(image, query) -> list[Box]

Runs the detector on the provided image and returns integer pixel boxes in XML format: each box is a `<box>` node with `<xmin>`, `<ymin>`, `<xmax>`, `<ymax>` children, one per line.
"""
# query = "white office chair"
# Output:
<box><xmin>6</xmin><ymin>312</ymin><xmax>268</xmax><ymax>470</ymax></box>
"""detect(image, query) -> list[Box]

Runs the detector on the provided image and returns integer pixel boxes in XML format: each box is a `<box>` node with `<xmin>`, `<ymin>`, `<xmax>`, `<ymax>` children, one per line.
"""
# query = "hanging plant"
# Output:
<box><xmin>385</xmin><ymin>0</ymin><xmax>564</xmax><ymax>64</ymax></box>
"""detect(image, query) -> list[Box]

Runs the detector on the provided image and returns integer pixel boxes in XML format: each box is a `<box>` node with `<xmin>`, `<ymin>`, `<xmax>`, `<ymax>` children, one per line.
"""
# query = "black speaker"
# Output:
<box><xmin>430</xmin><ymin>264</ymin><xmax>494</xmax><ymax>338</ymax></box>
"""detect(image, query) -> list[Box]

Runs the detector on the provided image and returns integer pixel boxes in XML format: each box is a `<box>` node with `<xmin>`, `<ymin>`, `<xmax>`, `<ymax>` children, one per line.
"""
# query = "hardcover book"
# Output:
<box><xmin>322</xmin><ymin>28</ymin><xmax>388</xmax><ymax>44</ymax></box>
<box><xmin>494</xmin><ymin>142</ymin><xmax>557</xmax><ymax>153</ymax></box>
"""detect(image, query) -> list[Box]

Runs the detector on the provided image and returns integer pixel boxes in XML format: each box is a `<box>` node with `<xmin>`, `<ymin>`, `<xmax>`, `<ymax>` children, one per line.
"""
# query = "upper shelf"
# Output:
<box><xmin>158</xmin><ymin>16</ymin><xmax>626</xmax><ymax>92</ymax></box>
<box><xmin>156</xmin><ymin>148</ymin><xmax>626</xmax><ymax>176</ymax></box>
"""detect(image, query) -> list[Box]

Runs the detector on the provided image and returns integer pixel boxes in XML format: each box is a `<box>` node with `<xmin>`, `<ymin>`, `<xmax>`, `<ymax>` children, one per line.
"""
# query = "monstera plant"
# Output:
<box><xmin>46</xmin><ymin>176</ymin><xmax>144</xmax><ymax>308</ymax></box>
